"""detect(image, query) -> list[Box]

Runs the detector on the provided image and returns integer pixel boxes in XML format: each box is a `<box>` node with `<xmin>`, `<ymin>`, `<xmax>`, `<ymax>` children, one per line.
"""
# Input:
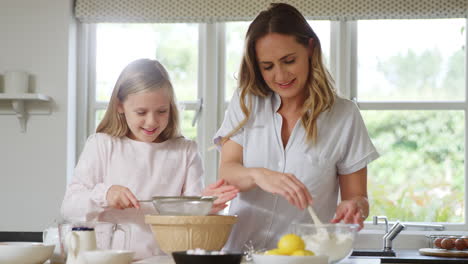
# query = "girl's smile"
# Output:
<box><xmin>142</xmin><ymin>127</ymin><xmax>157</xmax><ymax>135</ymax></box>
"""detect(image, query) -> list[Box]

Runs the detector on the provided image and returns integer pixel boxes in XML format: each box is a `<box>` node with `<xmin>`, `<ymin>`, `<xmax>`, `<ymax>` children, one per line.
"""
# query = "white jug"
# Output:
<box><xmin>65</xmin><ymin>227</ymin><xmax>97</xmax><ymax>264</ymax></box>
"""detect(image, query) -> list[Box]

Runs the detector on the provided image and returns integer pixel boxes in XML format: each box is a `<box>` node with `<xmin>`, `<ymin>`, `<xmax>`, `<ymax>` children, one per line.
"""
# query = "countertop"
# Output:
<box><xmin>133</xmin><ymin>255</ymin><xmax>379</xmax><ymax>264</ymax></box>
<box><xmin>131</xmin><ymin>250</ymin><xmax>468</xmax><ymax>264</ymax></box>
<box><xmin>379</xmin><ymin>249</ymin><xmax>468</xmax><ymax>263</ymax></box>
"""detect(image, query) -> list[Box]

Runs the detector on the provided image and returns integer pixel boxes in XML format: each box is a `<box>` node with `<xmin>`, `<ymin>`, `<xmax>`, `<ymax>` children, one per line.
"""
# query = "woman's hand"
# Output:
<box><xmin>252</xmin><ymin>168</ymin><xmax>313</xmax><ymax>210</ymax></box>
<box><xmin>202</xmin><ymin>179</ymin><xmax>239</xmax><ymax>214</ymax></box>
<box><xmin>106</xmin><ymin>185</ymin><xmax>140</xmax><ymax>210</ymax></box>
<box><xmin>331</xmin><ymin>197</ymin><xmax>368</xmax><ymax>230</ymax></box>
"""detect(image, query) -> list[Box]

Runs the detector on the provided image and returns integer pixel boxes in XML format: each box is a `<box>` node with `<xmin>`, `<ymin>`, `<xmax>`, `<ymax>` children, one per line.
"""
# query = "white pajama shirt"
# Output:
<box><xmin>214</xmin><ymin>91</ymin><xmax>379</xmax><ymax>251</ymax></box>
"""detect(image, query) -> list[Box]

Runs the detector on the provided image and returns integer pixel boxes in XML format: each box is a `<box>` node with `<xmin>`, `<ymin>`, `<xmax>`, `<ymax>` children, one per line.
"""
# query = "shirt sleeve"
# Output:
<box><xmin>336</xmin><ymin>103</ymin><xmax>380</xmax><ymax>175</ymax></box>
<box><xmin>61</xmin><ymin>134</ymin><xmax>112</xmax><ymax>222</ymax></box>
<box><xmin>213</xmin><ymin>90</ymin><xmax>245</xmax><ymax>149</ymax></box>
<box><xmin>182</xmin><ymin>141</ymin><xmax>204</xmax><ymax>196</ymax></box>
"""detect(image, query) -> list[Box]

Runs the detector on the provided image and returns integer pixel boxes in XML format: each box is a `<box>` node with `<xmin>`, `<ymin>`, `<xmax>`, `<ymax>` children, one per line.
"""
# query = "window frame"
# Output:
<box><xmin>76</xmin><ymin>19</ymin><xmax>468</xmax><ymax>231</ymax></box>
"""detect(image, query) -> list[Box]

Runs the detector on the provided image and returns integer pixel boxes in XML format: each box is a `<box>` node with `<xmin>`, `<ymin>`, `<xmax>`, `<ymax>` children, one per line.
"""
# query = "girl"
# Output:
<box><xmin>214</xmin><ymin>3</ymin><xmax>379</xmax><ymax>251</ymax></box>
<box><xmin>61</xmin><ymin>59</ymin><xmax>238</xmax><ymax>259</ymax></box>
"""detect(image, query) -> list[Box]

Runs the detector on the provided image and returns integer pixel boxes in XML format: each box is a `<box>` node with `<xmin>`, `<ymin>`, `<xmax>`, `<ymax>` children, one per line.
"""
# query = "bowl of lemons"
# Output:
<box><xmin>252</xmin><ymin>234</ymin><xmax>328</xmax><ymax>264</ymax></box>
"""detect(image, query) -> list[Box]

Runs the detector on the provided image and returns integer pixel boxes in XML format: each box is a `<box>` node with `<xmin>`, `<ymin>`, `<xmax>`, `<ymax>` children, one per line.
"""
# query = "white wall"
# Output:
<box><xmin>0</xmin><ymin>0</ymin><xmax>76</xmax><ymax>231</ymax></box>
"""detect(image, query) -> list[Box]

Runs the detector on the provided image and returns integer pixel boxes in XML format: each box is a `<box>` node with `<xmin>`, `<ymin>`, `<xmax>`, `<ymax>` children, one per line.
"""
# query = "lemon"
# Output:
<box><xmin>264</xmin><ymin>248</ymin><xmax>283</xmax><ymax>255</ymax></box>
<box><xmin>291</xmin><ymin>249</ymin><xmax>315</xmax><ymax>256</ymax></box>
<box><xmin>277</xmin><ymin>234</ymin><xmax>305</xmax><ymax>255</ymax></box>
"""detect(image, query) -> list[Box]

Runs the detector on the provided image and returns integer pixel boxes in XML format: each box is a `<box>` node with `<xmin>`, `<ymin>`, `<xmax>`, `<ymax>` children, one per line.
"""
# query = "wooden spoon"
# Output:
<box><xmin>308</xmin><ymin>206</ymin><xmax>323</xmax><ymax>225</ymax></box>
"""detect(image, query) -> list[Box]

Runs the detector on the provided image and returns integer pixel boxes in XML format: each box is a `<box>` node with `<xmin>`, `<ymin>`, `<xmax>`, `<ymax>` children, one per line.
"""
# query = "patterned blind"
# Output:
<box><xmin>75</xmin><ymin>0</ymin><xmax>468</xmax><ymax>23</ymax></box>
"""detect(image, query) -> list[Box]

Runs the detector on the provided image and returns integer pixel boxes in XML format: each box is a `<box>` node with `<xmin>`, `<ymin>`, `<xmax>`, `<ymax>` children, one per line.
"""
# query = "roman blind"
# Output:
<box><xmin>75</xmin><ymin>0</ymin><xmax>468</xmax><ymax>23</ymax></box>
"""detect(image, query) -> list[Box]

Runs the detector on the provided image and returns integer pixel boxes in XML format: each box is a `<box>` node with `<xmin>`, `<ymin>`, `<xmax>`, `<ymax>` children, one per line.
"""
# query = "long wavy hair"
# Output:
<box><xmin>96</xmin><ymin>59</ymin><xmax>180</xmax><ymax>141</ymax></box>
<box><xmin>223</xmin><ymin>3</ymin><xmax>336</xmax><ymax>144</ymax></box>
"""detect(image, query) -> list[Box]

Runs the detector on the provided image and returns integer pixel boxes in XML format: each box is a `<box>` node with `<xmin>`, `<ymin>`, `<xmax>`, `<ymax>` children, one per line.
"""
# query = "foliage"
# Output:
<box><xmin>366</xmin><ymin>42</ymin><xmax>465</xmax><ymax>222</ymax></box>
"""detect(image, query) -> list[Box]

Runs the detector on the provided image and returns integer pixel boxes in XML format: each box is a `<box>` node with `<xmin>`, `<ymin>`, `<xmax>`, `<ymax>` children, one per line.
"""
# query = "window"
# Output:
<box><xmin>81</xmin><ymin>18</ymin><xmax>467</xmax><ymax>227</ymax></box>
<box><xmin>356</xmin><ymin>19</ymin><xmax>466</xmax><ymax>223</ymax></box>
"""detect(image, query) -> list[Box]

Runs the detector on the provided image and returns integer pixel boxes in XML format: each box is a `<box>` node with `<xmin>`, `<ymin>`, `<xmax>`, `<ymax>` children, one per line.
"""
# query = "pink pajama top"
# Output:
<box><xmin>61</xmin><ymin>133</ymin><xmax>204</xmax><ymax>259</ymax></box>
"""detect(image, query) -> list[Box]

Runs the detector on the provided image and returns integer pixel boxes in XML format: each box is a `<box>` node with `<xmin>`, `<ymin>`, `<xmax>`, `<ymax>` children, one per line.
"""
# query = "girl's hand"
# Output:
<box><xmin>331</xmin><ymin>197</ymin><xmax>368</xmax><ymax>230</ymax></box>
<box><xmin>106</xmin><ymin>185</ymin><xmax>140</xmax><ymax>210</ymax></box>
<box><xmin>202</xmin><ymin>179</ymin><xmax>239</xmax><ymax>214</ymax></box>
<box><xmin>252</xmin><ymin>168</ymin><xmax>313</xmax><ymax>210</ymax></box>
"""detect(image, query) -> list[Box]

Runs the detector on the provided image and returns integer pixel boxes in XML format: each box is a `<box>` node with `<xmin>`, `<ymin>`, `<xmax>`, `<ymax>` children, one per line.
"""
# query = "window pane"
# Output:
<box><xmin>225</xmin><ymin>21</ymin><xmax>330</xmax><ymax>101</ymax></box>
<box><xmin>225</xmin><ymin>22</ymin><xmax>249</xmax><ymax>101</ymax></box>
<box><xmin>358</xmin><ymin>19</ymin><xmax>465</xmax><ymax>101</ymax></box>
<box><xmin>180</xmin><ymin>110</ymin><xmax>197</xmax><ymax>140</ymax></box>
<box><xmin>96</xmin><ymin>23</ymin><xmax>198</xmax><ymax>102</ymax></box>
<box><xmin>95</xmin><ymin>109</ymin><xmax>106</xmax><ymax>128</ymax></box>
<box><xmin>363</xmin><ymin>110</ymin><xmax>464</xmax><ymax>222</ymax></box>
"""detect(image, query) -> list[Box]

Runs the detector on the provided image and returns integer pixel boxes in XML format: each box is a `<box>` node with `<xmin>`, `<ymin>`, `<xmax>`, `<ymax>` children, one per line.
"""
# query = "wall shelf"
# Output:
<box><xmin>0</xmin><ymin>93</ymin><xmax>52</xmax><ymax>132</ymax></box>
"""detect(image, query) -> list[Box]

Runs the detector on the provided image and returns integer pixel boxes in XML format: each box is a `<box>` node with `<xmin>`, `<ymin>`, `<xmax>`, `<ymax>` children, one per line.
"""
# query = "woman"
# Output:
<box><xmin>214</xmin><ymin>3</ymin><xmax>379</xmax><ymax>251</ymax></box>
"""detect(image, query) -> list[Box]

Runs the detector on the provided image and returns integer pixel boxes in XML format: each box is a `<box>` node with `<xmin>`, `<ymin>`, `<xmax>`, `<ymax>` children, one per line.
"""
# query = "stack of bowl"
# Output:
<box><xmin>0</xmin><ymin>242</ymin><xmax>55</xmax><ymax>264</ymax></box>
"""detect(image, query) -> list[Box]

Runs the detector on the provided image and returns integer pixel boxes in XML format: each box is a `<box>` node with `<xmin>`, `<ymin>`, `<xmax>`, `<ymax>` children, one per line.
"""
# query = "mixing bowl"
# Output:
<box><xmin>142</xmin><ymin>196</ymin><xmax>216</xmax><ymax>216</ymax></box>
<box><xmin>172</xmin><ymin>250</ymin><xmax>243</xmax><ymax>264</ymax></box>
<box><xmin>292</xmin><ymin>223</ymin><xmax>359</xmax><ymax>263</ymax></box>
<box><xmin>0</xmin><ymin>242</ymin><xmax>55</xmax><ymax>264</ymax></box>
<box><xmin>145</xmin><ymin>215</ymin><xmax>237</xmax><ymax>254</ymax></box>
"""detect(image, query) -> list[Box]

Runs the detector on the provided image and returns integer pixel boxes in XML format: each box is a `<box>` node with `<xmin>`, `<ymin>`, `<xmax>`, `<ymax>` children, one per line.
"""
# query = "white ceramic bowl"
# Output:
<box><xmin>0</xmin><ymin>242</ymin><xmax>55</xmax><ymax>264</ymax></box>
<box><xmin>253</xmin><ymin>254</ymin><xmax>328</xmax><ymax>264</ymax></box>
<box><xmin>81</xmin><ymin>249</ymin><xmax>135</xmax><ymax>264</ymax></box>
<box><xmin>293</xmin><ymin>223</ymin><xmax>359</xmax><ymax>263</ymax></box>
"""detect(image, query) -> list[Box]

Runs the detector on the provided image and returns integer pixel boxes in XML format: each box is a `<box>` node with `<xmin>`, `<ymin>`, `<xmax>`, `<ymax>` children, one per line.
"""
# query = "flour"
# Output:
<box><xmin>302</xmin><ymin>232</ymin><xmax>354</xmax><ymax>263</ymax></box>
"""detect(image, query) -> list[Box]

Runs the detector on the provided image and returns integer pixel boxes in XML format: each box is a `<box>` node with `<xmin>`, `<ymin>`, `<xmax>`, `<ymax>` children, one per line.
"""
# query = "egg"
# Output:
<box><xmin>455</xmin><ymin>239</ymin><xmax>466</xmax><ymax>250</ymax></box>
<box><xmin>434</xmin><ymin>238</ymin><xmax>443</xmax><ymax>248</ymax></box>
<box><xmin>461</xmin><ymin>236</ymin><xmax>468</xmax><ymax>246</ymax></box>
<box><xmin>441</xmin><ymin>238</ymin><xmax>455</xmax><ymax>250</ymax></box>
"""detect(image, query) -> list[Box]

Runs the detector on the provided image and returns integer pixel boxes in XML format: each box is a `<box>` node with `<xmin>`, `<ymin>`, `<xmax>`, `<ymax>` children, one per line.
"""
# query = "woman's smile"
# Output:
<box><xmin>276</xmin><ymin>78</ymin><xmax>296</xmax><ymax>89</ymax></box>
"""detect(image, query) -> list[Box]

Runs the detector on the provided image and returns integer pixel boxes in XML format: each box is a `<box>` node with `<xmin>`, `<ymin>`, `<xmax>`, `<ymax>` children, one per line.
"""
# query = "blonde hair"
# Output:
<box><xmin>96</xmin><ymin>59</ymin><xmax>180</xmax><ymax>141</ymax></box>
<box><xmin>223</xmin><ymin>3</ymin><xmax>336</xmax><ymax>144</ymax></box>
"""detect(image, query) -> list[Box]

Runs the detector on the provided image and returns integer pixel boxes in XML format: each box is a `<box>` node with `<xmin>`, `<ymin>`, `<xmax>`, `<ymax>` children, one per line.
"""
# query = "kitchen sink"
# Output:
<box><xmin>352</xmin><ymin>250</ymin><xmax>396</xmax><ymax>257</ymax></box>
<box><xmin>350</xmin><ymin>249</ymin><xmax>468</xmax><ymax>263</ymax></box>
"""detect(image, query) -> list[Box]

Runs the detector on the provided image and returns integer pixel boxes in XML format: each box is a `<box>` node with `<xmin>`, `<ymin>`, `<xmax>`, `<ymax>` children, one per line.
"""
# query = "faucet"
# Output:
<box><xmin>352</xmin><ymin>216</ymin><xmax>444</xmax><ymax>257</ymax></box>
<box><xmin>373</xmin><ymin>215</ymin><xmax>444</xmax><ymax>252</ymax></box>
<box><xmin>373</xmin><ymin>215</ymin><xmax>389</xmax><ymax>234</ymax></box>
<box><xmin>373</xmin><ymin>215</ymin><xmax>405</xmax><ymax>251</ymax></box>
<box><xmin>383</xmin><ymin>221</ymin><xmax>405</xmax><ymax>252</ymax></box>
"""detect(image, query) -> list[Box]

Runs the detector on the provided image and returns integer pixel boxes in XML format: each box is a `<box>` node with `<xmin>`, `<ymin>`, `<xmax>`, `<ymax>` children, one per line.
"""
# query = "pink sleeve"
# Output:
<box><xmin>61</xmin><ymin>134</ymin><xmax>112</xmax><ymax>222</ymax></box>
<box><xmin>182</xmin><ymin>141</ymin><xmax>204</xmax><ymax>196</ymax></box>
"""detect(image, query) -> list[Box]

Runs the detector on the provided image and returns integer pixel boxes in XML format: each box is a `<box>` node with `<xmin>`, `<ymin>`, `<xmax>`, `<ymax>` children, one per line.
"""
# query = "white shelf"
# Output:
<box><xmin>0</xmin><ymin>93</ymin><xmax>52</xmax><ymax>132</ymax></box>
<box><xmin>0</xmin><ymin>93</ymin><xmax>51</xmax><ymax>101</ymax></box>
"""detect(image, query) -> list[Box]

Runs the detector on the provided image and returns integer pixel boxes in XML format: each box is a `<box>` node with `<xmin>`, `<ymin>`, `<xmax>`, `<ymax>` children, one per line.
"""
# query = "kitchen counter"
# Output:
<box><xmin>133</xmin><ymin>251</ymin><xmax>468</xmax><ymax>264</ymax></box>
<box><xmin>133</xmin><ymin>255</ymin><xmax>380</xmax><ymax>264</ymax></box>
<box><xmin>379</xmin><ymin>249</ymin><xmax>468</xmax><ymax>263</ymax></box>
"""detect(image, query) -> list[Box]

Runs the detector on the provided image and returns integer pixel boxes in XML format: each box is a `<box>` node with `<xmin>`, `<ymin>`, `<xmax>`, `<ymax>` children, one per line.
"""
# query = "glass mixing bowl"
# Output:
<box><xmin>292</xmin><ymin>223</ymin><xmax>359</xmax><ymax>264</ymax></box>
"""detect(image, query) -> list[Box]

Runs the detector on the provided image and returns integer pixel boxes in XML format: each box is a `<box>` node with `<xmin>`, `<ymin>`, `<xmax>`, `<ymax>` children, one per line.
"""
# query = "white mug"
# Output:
<box><xmin>4</xmin><ymin>71</ymin><xmax>29</xmax><ymax>94</ymax></box>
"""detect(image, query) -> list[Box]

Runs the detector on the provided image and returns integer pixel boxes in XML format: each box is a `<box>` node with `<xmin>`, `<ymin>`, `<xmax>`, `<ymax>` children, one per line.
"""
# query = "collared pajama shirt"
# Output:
<box><xmin>61</xmin><ymin>133</ymin><xmax>204</xmax><ymax>259</ymax></box>
<box><xmin>213</xmin><ymin>91</ymin><xmax>379</xmax><ymax>252</ymax></box>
